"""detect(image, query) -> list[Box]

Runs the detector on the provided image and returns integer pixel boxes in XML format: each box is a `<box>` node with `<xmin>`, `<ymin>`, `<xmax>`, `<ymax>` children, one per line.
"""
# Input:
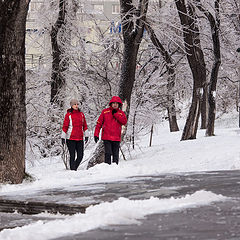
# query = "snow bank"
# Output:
<box><xmin>0</xmin><ymin>190</ymin><xmax>228</xmax><ymax>240</ymax></box>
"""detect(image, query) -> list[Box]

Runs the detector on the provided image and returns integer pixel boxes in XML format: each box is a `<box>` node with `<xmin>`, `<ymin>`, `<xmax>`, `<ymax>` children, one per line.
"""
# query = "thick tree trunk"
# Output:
<box><xmin>194</xmin><ymin>0</ymin><xmax>221</xmax><ymax>136</ymax></box>
<box><xmin>167</xmin><ymin>93</ymin><xmax>179</xmax><ymax>132</ymax></box>
<box><xmin>175</xmin><ymin>0</ymin><xmax>207</xmax><ymax>140</ymax></box>
<box><xmin>87</xmin><ymin>0</ymin><xmax>149</xmax><ymax>169</ymax></box>
<box><xmin>145</xmin><ymin>23</ymin><xmax>179</xmax><ymax>132</ymax></box>
<box><xmin>203</xmin><ymin>1</ymin><xmax>221</xmax><ymax>136</ymax></box>
<box><xmin>181</xmin><ymin>86</ymin><xmax>202</xmax><ymax>139</ymax></box>
<box><xmin>0</xmin><ymin>1</ymin><xmax>30</xmax><ymax>183</ymax></box>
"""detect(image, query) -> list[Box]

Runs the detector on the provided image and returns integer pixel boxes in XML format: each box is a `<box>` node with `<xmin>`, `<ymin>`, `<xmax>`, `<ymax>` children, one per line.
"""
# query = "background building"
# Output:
<box><xmin>25</xmin><ymin>0</ymin><xmax>121</xmax><ymax>69</ymax></box>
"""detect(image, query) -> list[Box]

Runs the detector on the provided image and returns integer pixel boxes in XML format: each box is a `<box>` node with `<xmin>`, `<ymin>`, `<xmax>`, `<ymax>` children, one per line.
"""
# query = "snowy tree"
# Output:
<box><xmin>24</xmin><ymin>0</ymin><xmax>79</xmax><ymax>162</ymax></box>
<box><xmin>175</xmin><ymin>0</ymin><xmax>207</xmax><ymax>140</ymax></box>
<box><xmin>118</xmin><ymin>0</ymin><xmax>149</xmax><ymax>115</ymax></box>
<box><xmin>0</xmin><ymin>0</ymin><xmax>30</xmax><ymax>183</ymax></box>
<box><xmin>50</xmin><ymin>0</ymin><xmax>79</xmax><ymax>106</ymax></box>
<box><xmin>50</xmin><ymin>0</ymin><xmax>68</xmax><ymax>105</ymax></box>
<box><xmin>194</xmin><ymin>0</ymin><xmax>221</xmax><ymax>136</ymax></box>
<box><xmin>145</xmin><ymin>22</ymin><xmax>179</xmax><ymax>132</ymax></box>
<box><xmin>217</xmin><ymin>0</ymin><xmax>240</xmax><ymax>114</ymax></box>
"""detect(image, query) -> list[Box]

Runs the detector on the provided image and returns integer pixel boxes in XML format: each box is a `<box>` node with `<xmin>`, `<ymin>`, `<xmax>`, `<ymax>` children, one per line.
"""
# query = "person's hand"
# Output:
<box><xmin>85</xmin><ymin>137</ymin><xmax>89</xmax><ymax>144</ymax></box>
<box><xmin>61</xmin><ymin>138</ymin><xmax>65</xmax><ymax>146</ymax></box>
<box><xmin>94</xmin><ymin>136</ymin><xmax>99</xmax><ymax>143</ymax></box>
<box><xmin>112</xmin><ymin>109</ymin><xmax>117</xmax><ymax>115</ymax></box>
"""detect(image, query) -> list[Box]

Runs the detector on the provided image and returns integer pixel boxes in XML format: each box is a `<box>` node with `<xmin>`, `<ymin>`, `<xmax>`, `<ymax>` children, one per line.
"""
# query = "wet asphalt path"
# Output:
<box><xmin>54</xmin><ymin>170</ymin><xmax>240</xmax><ymax>240</ymax></box>
<box><xmin>1</xmin><ymin>170</ymin><xmax>240</xmax><ymax>239</ymax></box>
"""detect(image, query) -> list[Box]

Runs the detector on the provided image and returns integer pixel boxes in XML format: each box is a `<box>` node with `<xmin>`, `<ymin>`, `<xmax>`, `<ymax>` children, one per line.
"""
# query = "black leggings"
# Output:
<box><xmin>103</xmin><ymin>140</ymin><xmax>120</xmax><ymax>165</ymax></box>
<box><xmin>66</xmin><ymin>140</ymin><xmax>84</xmax><ymax>170</ymax></box>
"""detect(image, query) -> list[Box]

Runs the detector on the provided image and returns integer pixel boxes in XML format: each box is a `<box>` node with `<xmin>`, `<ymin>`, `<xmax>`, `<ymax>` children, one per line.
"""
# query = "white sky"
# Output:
<box><xmin>0</xmin><ymin>113</ymin><xmax>239</xmax><ymax>239</ymax></box>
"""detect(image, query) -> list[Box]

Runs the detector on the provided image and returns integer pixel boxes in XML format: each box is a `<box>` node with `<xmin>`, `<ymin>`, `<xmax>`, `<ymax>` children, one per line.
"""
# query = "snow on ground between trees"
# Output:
<box><xmin>1</xmin><ymin>112</ymin><xmax>240</xmax><ymax>194</ymax></box>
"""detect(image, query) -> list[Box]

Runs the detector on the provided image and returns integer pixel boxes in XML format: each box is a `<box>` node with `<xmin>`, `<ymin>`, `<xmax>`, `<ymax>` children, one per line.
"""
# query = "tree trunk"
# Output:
<box><xmin>50</xmin><ymin>0</ymin><xmax>68</xmax><ymax>105</ymax></box>
<box><xmin>132</xmin><ymin>110</ymin><xmax>137</xmax><ymax>149</ymax></box>
<box><xmin>145</xmin><ymin>23</ymin><xmax>179</xmax><ymax>132</ymax></box>
<box><xmin>118</xmin><ymin>0</ymin><xmax>149</xmax><ymax>115</ymax></box>
<box><xmin>167</xmin><ymin>95</ymin><xmax>180</xmax><ymax>132</ymax></box>
<box><xmin>194</xmin><ymin>0</ymin><xmax>221</xmax><ymax>136</ymax></box>
<box><xmin>87</xmin><ymin>0</ymin><xmax>149</xmax><ymax>169</ymax></box>
<box><xmin>118</xmin><ymin>41</ymin><xmax>139</xmax><ymax>115</ymax></box>
<box><xmin>200</xmin><ymin>1</ymin><xmax>221</xmax><ymax>136</ymax></box>
<box><xmin>200</xmin><ymin>84</ymin><xmax>208</xmax><ymax>129</ymax></box>
<box><xmin>182</xmin><ymin>86</ymin><xmax>202</xmax><ymax>139</ymax></box>
<box><xmin>149</xmin><ymin>125</ymin><xmax>154</xmax><ymax>147</ymax></box>
<box><xmin>175</xmin><ymin>0</ymin><xmax>207</xmax><ymax>140</ymax></box>
<box><xmin>0</xmin><ymin>0</ymin><xmax>30</xmax><ymax>184</ymax></box>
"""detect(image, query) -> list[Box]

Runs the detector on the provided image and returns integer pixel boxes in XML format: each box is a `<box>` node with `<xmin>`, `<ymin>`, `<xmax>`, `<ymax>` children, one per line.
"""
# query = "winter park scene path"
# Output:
<box><xmin>1</xmin><ymin>116</ymin><xmax>240</xmax><ymax>239</ymax></box>
<box><xmin>1</xmin><ymin>0</ymin><xmax>240</xmax><ymax>239</ymax></box>
<box><xmin>1</xmin><ymin>171</ymin><xmax>240</xmax><ymax>240</ymax></box>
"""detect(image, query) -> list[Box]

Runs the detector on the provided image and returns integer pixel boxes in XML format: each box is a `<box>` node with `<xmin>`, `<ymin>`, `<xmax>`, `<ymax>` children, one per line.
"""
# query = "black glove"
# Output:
<box><xmin>94</xmin><ymin>136</ymin><xmax>99</xmax><ymax>143</ymax></box>
<box><xmin>61</xmin><ymin>138</ymin><xmax>65</xmax><ymax>146</ymax></box>
<box><xmin>112</xmin><ymin>109</ymin><xmax>117</xmax><ymax>115</ymax></box>
<box><xmin>85</xmin><ymin>137</ymin><xmax>89</xmax><ymax>144</ymax></box>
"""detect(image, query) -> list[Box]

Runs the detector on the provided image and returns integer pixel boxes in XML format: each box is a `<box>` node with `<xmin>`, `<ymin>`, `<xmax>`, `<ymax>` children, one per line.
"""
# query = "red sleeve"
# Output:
<box><xmin>82</xmin><ymin>113</ymin><xmax>88</xmax><ymax>131</ymax></box>
<box><xmin>94</xmin><ymin>111</ymin><xmax>104</xmax><ymax>137</ymax></box>
<box><xmin>62</xmin><ymin>113</ymin><xmax>70</xmax><ymax>133</ymax></box>
<box><xmin>114</xmin><ymin>110</ymin><xmax>127</xmax><ymax>126</ymax></box>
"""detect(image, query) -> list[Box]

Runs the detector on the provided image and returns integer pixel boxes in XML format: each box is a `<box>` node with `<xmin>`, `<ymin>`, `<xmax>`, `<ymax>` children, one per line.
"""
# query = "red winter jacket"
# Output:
<box><xmin>61</xmin><ymin>109</ymin><xmax>88</xmax><ymax>141</ymax></box>
<box><xmin>94</xmin><ymin>96</ymin><xmax>127</xmax><ymax>142</ymax></box>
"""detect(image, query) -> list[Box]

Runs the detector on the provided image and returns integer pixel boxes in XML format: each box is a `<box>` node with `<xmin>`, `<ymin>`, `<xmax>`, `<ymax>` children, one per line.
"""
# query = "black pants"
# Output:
<box><xmin>66</xmin><ymin>140</ymin><xmax>84</xmax><ymax>170</ymax></box>
<box><xmin>103</xmin><ymin>140</ymin><xmax>120</xmax><ymax>165</ymax></box>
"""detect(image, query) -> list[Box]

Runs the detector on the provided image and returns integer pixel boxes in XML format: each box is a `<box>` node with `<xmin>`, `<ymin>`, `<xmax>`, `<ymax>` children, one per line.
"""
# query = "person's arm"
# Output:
<box><xmin>82</xmin><ymin>113</ymin><xmax>88</xmax><ymax>133</ymax></box>
<box><xmin>82</xmin><ymin>113</ymin><xmax>89</xmax><ymax>143</ymax></box>
<box><xmin>94</xmin><ymin>111</ymin><xmax>104</xmax><ymax>137</ymax></box>
<box><xmin>113</xmin><ymin>111</ymin><xmax>127</xmax><ymax>126</ymax></box>
<box><xmin>61</xmin><ymin>113</ymin><xmax>70</xmax><ymax>139</ymax></box>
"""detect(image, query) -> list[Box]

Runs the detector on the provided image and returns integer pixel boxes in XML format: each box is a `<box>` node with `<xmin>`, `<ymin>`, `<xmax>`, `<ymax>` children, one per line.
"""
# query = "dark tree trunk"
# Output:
<box><xmin>145</xmin><ymin>23</ymin><xmax>179</xmax><ymax>132</ymax></box>
<box><xmin>182</xmin><ymin>86</ymin><xmax>202</xmax><ymax>139</ymax></box>
<box><xmin>118</xmin><ymin>0</ymin><xmax>149</xmax><ymax>115</ymax></box>
<box><xmin>149</xmin><ymin>125</ymin><xmax>154</xmax><ymax>147</ymax></box>
<box><xmin>0</xmin><ymin>0</ymin><xmax>30</xmax><ymax>184</ymax></box>
<box><xmin>50</xmin><ymin>0</ymin><xmax>68</xmax><ymax>105</ymax></box>
<box><xmin>175</xmin><ymin>0</ymin><xmax>207</xmax><ymax>140</ymax></box>
<box><xmin>167</xmin><ymin>87</ymin><xmax>180</xmax><ymax>132</ymax></box>
<box><xmin>132</xmin><ymin>110</ymin><xmax>137</xmax><ymax>149</ymax></box>
<box><xmin>119</xmin><ymin>41</ymin><xmax>139</xmax><ymax>116</ymax></box>
<box><xmin>200</xmin><ymin>84</ymin><xmax>208</xmax><ymax>129</ymax></box>
<box><xmin>87</xmin><ymin>0</ymin><xmax>149</xmax><ymax>169</ymax></box>
<box><xmin>195</xmin><ymin>0</ymin><xmax>221</xmax><ymax>136</ymax></box>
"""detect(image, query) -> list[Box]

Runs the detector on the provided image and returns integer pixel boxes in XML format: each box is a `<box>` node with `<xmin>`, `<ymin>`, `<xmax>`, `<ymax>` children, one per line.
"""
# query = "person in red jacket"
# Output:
<box><xmin>61</xmin><ymin>99</ymin><xmax>89</xmax><ymax>170</ymax></box>
<box><xmin>94</xmin><ymin>96</ymin><xmax>127</xmax><ymax>165</ymax></box>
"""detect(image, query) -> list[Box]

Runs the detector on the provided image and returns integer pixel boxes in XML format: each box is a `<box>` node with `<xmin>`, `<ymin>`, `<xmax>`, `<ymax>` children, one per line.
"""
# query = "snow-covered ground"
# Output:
<box><xmin>0</xmin><ymin>112</ymin><xmax>239</xmax><ymax>240</ymax></box>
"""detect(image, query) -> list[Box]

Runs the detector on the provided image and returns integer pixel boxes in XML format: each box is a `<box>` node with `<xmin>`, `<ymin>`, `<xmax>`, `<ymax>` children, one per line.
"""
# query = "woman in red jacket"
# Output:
<box><xmin>61</xmin><ymin>99</ymin><xmax>89</xmax><ymax>170</ymax></box>
<box><xmin>94</xmin><ymin>96</ymin><xmax>127</xmax><ymax>165</ymax></box>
